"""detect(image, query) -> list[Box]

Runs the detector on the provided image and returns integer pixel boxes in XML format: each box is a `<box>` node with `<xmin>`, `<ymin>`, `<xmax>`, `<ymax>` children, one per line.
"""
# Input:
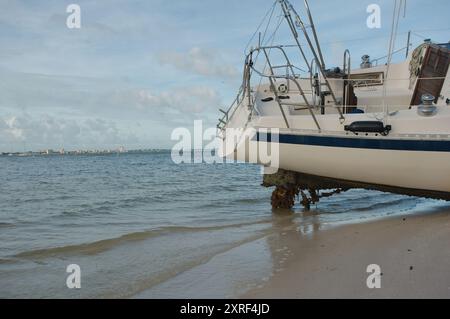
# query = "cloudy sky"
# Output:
<box><xmin>0</xmin><ymin>0</ymin><xmax>449</xmax><ymax>152</ymax></box>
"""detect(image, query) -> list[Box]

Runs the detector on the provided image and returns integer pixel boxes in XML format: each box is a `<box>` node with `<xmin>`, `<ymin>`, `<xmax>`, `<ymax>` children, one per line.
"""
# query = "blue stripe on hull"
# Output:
<box><xmin>255</xmin><ymin>132</ymin><xmax>450</xmax><ymax>152</ymax></box>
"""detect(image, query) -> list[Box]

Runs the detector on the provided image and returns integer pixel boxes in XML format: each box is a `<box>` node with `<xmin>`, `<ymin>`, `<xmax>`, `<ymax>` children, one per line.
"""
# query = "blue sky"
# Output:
<box><xmin>0</xmin><ymin>0</ymin><xmax>449</xmax><ymax>152</ymax></box>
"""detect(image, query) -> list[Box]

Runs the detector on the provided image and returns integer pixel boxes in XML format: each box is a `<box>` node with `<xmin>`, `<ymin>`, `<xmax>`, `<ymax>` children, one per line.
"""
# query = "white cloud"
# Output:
<box><xmin>0</xmin><ymin>113</ymin><xmax>140</xmax><ymax>151</ymax></box>
<box><xmin>135</xmin><ymin>85</ymin><xmax>222</xmax><ymax>114</ymax></box>
<box><xmin>0</xmin><ymin>68</ymin><xmax>222</xmax><ymax>119</ymax></box>
<box><xmin>158</xmin><ymin>47</ymin><xmax>239</xmax><ymax>79</ymax></box>
<box><xmin>0</xmin><ymin>70</ymin><xmax>223</xmax><ymax>151</ymax></box>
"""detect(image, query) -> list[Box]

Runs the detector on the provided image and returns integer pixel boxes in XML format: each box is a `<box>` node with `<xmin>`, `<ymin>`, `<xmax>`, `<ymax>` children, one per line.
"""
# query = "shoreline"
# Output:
<box><xmin>242</xmin><ymin>207</ymin><xmax>450</xmax><ymax>299</ymax></box>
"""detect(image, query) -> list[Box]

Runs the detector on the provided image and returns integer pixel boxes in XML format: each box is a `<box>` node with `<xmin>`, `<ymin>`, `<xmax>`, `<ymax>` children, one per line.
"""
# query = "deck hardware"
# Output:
<box><xmin>344</xmin><ymin>121</ymin><xmax>392</xmax><ymax>136</ymax></box>
<box><xmin>417</xmin><ymin>94</ymin><xmax>437</xmax><ymax>117</ymax></box>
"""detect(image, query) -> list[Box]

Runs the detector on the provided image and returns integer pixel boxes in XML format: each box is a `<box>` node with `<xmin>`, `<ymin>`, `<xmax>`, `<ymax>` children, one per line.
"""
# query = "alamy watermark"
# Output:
<box><xmin>366</xmin><ymin>4</ymin><xmax>381</xmax><ymax>29</ymax></box>
<box><xmin>66</xmin><ymin>4</ymin><xmax>81</xmax><ymax>29</ymax></box>
<box><xmin>366</xmin><ymin>264</ymin><xmax>382</xmax><ymax>289</ymax></box>
<box><xmin>66</xmin><ymin>264</ymin><xmax>81</xmax><ymax>289</ymax></box>
<box><xmin>170</xmin><ymin>120</ymin><xmax>280</xmax><ymax>174</ymax></box>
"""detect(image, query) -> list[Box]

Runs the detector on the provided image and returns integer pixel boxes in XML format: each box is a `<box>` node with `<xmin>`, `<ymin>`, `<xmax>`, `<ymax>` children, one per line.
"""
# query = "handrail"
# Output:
<box><xmin>280</xmin><ymin>0</ymin><xmax>344</xmax><ymax>121</ymax></box>
<box><xmin>343</xmin><ymin>49</ymin><xmax>351</xmax><ymax>113</ymax></box>
<box><xmin>217</xmin><ymin>46</ymin><xmax>435</xmax><ymax>132</ymax></box>
<box><xmin>217</xmin><ymin>53</ymin><xmax>253</xmax><ymax>131</ymax></box>
<box><xmin>253</xmin><ymin>46</ymin><xmax>321</xmax><ymax>130</ymax></box>
<box><xmin>309</xmin><ymin>58</ymin><xmax>321</xmax><ymax>109</ymax></box>
<box><xmin>217</xmin><ymin>87</ymin><xmax>243</xmax><ymax>130</ymax></box>
<box><xmin>261</xmin><ymin>48</ymin><xmax>290</xmax><ymax>128</ymax></box>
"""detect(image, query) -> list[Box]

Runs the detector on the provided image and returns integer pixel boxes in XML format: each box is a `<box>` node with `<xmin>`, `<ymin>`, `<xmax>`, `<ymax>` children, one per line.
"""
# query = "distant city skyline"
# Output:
<box><xmin>0</xmin><ymin>145</ymin><xmax>169</xmax><ymax>157</ymax></box>
<box><xmin>1</xmin><ymin>0</ymin><xmax>449</xmax><ymax>152</ymax></box>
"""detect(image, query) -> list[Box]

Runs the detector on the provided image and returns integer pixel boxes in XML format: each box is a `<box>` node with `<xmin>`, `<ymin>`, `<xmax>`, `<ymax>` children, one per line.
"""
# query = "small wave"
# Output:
<box><xmin>101</xmin><ymin>231</ymin><xmax>272</xmax><ymax>298</ymax></box>
<box><xmin>325</xmin><ymin>191</ymin><xmax>396</xmax><ymax>205</ymax></box>
<box><xmin>57</xmin><ymin>196</ymin><xmax>169</xmax><ymax>217</ymax></box>
<box><xmin>15</xmin><ymin>230</ymin><xmax>163</xmax><ymax>259</ymax></box>
<box><xmin>129</xmin><ymin>162</ymin><xmax>148</xmax><ymax>167</ymax></box>
<box><xmin>58</xmin><ymin>207</ymin><xmax>113</xmax><ymax>217</ymax></box>
<box><xmin>235</xmin><ymin>197</ymin><xmax>269</xmax><ymax>205</ymax></box>
<box><xmin>193</xmin><ymin>196</ymin><xmax>268</xmax><ymax>209</ymax></box>
<box><xmin>14</xmin><ymin>220</ymin><xmax>272</xmax><ymax>259</ymax></box>
<box><xmin>0</xmin><ymin>222</ymin><xmax>15</xmax><ymax>228</ymax></box>
<box><xmin>350</xmin><ymin>197</ymin><xmax>418</xmax><ymax>213</ymax></box>
<box><xmin>0</xmin><ymin>258</ymin><xmax>17</xmax><ymax>264</ymax></box>
<box><xmin>119</xmin><ymin>195</ymin><xmax>168</xmax><ymax>206</ymax></box>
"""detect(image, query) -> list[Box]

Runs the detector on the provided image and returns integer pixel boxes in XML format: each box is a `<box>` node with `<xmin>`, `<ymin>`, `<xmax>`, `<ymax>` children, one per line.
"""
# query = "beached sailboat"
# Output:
<box><xmin>217</xmin><ymin>0</ymin><xmax>450</xmax><ymax>208</ymax></box>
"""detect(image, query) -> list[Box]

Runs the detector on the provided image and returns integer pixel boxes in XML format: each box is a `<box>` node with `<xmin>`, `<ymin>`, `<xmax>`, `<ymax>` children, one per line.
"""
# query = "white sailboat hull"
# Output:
<box><xmin>234</xmin><ymin>139</ymin><xmax>450</xmax><ymax>194</ymax></box>
<box><xmin>219</xmin><ymin>106</ymin><xmax>450</xmax><ymax>197</ymax></box>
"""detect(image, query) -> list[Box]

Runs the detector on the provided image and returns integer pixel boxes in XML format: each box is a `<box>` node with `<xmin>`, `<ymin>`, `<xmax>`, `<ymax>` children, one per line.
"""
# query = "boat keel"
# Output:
<box><xmin>263</xmin><ymin>169</ymin><xmax>450</xmax><ymax>210</ymax></box>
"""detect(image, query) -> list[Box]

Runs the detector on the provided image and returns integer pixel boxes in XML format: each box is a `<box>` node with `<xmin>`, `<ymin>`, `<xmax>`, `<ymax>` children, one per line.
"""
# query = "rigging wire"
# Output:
<box><xmin>243</xmin><ymin>0</ymin><xmax>278</xmax><ymax>54</ymax></box>
<box><xmin>258</xmin><ymin>11</ymin><xmax>285</xmax><ymax>81</ymax></box>
<box><xmin>245</xmin><ymin>3</ymin><xmax>284</xmax><ymax>128</ymax></box>
<box><xmin>411</xmin><ymin>31</ymin><xmax>427</xmax><ymax>39</ymax></box>
<box><xmin>382</xmin><ymin>0</ymin><xmax>405</xmax><ymax>122</ymax></box>
<box><xmin>251</xmin><ymin>2</ymin><xmax>279</xmax><ymax>66</ymax></box>
<box><xmin>264</xmin><ymin>12</ymin><xmax>285</xmax><ymax>46</ymax></box>
<box><xmin>243</xmin><ymin>3</ymin><xmax>284</xmax><ymax>118</ymax></box>
<box><xmin>412</xmin><ymin>27</ymin><xmax>450</xmax><ymax>33</ymax></box>
<box><xmin>260</xmin><ymin>3</ymin><xmax>278</xmax><ymax>45</ymax></box>
<box><xmin>243</xmin><ymin>0</ymin><xmax>448</xmax><ymax>61</ymax></box>
<box><xmin>274</xmin><ymin>27</ymin><xmax>450</xmax><ymax>50</ymax></box>
<box><xmin>253</xmin><ymin>9</ymin><xmax>285</xmax><ymax>104</ymax></box>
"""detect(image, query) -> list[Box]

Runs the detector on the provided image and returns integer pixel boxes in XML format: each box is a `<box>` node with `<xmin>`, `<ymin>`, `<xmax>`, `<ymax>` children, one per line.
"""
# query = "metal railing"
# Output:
<box><xmin>217</xmin><ymin>55</ymin><xmax>253</xmax><ymax>132</ymax></box>
<box><xmin>343</xmin><ymin>49</ymin><xmax>351</xmax><ymax>113</ymax></box>
<box><xmin>250</xmin><ymin>45</ymin><xmax>321</xmax><ymax>130</ymax></box>
<box><xmin>217</xmin><ymin>0</ymin><xmax>349</xmax><ymax>134</ymax></box>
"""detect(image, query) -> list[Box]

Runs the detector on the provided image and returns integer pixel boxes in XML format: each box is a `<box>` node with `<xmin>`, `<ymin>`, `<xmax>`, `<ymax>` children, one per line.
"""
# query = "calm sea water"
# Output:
<box><xmin>0</xmin><ymin>152</ymin><xmax>446</xmax><ymax>298</ymax></box>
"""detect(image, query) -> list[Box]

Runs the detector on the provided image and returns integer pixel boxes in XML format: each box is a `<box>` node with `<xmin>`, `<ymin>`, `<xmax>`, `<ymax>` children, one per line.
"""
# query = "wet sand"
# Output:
<box><xmin>244</xmin><ymin>209</ymin><xmax>450</xmax><ymax>299</ymax></box>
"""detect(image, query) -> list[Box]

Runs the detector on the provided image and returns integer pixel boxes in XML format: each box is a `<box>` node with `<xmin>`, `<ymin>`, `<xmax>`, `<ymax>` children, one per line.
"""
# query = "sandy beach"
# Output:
<box><xmin>243</xmin><ymin>207</ymin><xmax>450</xmax><ymax>299</ymax></box>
